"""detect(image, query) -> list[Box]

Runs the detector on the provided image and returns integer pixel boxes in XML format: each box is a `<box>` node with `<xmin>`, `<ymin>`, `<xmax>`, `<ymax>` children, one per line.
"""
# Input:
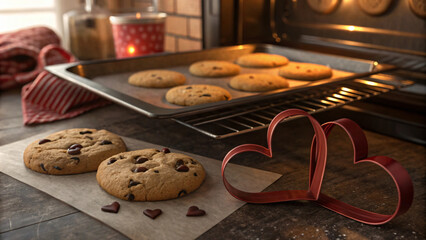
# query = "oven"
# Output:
<box><xmin>198</xmin><ymin>0</ymin><xmax>426</xmax><ymax>144</ymax></box>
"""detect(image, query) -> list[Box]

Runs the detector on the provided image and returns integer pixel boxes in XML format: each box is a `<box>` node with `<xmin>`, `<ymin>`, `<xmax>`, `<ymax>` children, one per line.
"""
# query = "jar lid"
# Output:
<box><xmin>110</xmin><ymin>12</ymin><xmax>167</xmax><ymax>24</ymax></box>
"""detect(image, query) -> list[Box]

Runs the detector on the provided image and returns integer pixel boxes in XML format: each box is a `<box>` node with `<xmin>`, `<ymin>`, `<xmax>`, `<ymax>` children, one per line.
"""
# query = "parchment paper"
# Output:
<box><xmin>0</xmin><ymin>133</ymin><xmax>281</xmax><ymax>240</ymax></box>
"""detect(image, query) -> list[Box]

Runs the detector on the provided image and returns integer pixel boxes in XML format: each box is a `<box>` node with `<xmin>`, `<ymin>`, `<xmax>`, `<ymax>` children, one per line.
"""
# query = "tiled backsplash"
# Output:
<box><xmin>158</xmin><ymin>0</ymin><xmax>203</xmax><ymax>52</ymax></box>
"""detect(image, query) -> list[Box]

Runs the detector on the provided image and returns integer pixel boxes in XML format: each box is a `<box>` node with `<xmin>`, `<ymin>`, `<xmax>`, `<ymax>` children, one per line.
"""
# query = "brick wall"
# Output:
<box><xmin>158</xmin><ymin>0</ymin><xmax>203</xmax><ymax>52</ymax></box>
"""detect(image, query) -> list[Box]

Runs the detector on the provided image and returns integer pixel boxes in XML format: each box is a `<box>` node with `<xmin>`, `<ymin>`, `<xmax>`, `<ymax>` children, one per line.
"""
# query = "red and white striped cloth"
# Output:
<box><xmin>21</xmin><ymin>45</ymin><xmax>110</xmax><ymax>125</ymax></box>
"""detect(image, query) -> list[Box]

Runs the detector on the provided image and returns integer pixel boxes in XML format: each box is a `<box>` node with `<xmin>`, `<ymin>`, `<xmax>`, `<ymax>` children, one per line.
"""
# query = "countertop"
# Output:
<box><xmin>1</xmin><ymin>88</ymin><xmax>425</xmax><ymax>239</ymax></box>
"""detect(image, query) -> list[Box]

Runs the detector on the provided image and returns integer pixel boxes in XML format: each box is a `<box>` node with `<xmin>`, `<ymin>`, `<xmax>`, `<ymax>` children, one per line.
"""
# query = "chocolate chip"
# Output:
<box><xmin>212</xmin><ymin>66</ymin><xmax>222</xmax><ymax>70</ymax></box>
<box><xmin>69</xmin><ymin>144</ymin><xmax>83</xmax><ymax>149</ymax></box>
<box><xmin>79</xmin><ymin>131</ymin><xmax>92</xmax><ymax>134</ymax></box>
<box><xmin>40</xmin><ymin>163</ymin><xmax>47</xmax><ymax>171</ymax></box>
<box><xmin>119</xmin><ymin>155</ymin><xmax>124</xmax><ymax>159</ymax></box>
<box><xmin>126</xmin><ymin>193</ymin><xmax>135</xmax><ymax>201</ymax></box>
<box><xmin>190</xmin><ymin>159</ymin><xmax>197</xmax><ymax>165</ymax></box>
<box><xmin>249</xmin><ymin>75</ymin><xmax>254</xmax><ymax>79</ymax></box>
<box><xmin>101</xmin><ymin>201</ymin><xmax>120</xmax><ymax>213</ymax></box>
<box><xmin>107</xmin><ymin>158</ymin><xmax>117</xmax><ymax>165</ymax></box>
<box><xmin>71</xmin><ymin>157</ymin><xmax>80</xmax><ymax>164</ymax></box>
<box><xmin>194</xmin><ymin>172</ymin><xmax>198</xmax><ymax>176</ymax></box>
<box><xmin>178</xmin><ymin>190</ymin><xmax>187</xmax><ymax>197</ymax></box>
<box><xmin>176</xmin><ymin>159</ymin><xmax>184</xmax><ymax>167</ymax></box>
<box><xmin>134</xmin><ymin>167</ymin><xmax>148</xmax><ymax>173</ymax></box>
<box><xmin>38</xmin><ymin>139</ymin><xmax>51</xmax><ymax>145</ymax></box>
<box><xmin>176</xmin><ymin>165</ymin><xmax>189</xmax><ymax>172</ymax></box>
<box><xmin>143</xmin><ymin>209</ymin><xmax>162</xmax><ymax>219</ymax></box>
<box><xmin>135</xmin><ymin>157</ymin><xmax>148</xmax><ymax>164</ymax></box>
<box><xmin>155</xmin><ymin>149</ymin><xmax>160</xmax><ymax>152</ymax></box>
<box><xmin>201</xmin><ymin>94</ymin><xmax>211</xmax><ymax>97</ymax></box>
<box><xmin>186</xmin><ymin>206</ymin><xmax>206</xmax><ymax>217</ymax></box>
<box><xmin>154</xmin><ymin>170</ymin><xmax>159</xmax><ymax>173</ymax></box>
<box><xmin>128</xmin><ymin>180</ymin><xmax>141</xmax><ymax>187</ymax></box>
<box><xmin>100</xmin><ymin>140</ymin><xmax>112</xmax><ymax>145</ymax></box>
<box><xmin>67</xmin><ymin>148</ymin><xmax>81</xmax><ymax>155</ymax></box>
<box><xmin>186</xmin><ymin>86</ymin><xmax>193</xmax><ymax>89</ymax></box>
<box><xmin>162</xmin><ymin>148</ymin><xmax>170</xmax><ymax>153</ymax></box>
<box><xmin>53</xmin><ymin>166</ymin><xmax>62</xmax><ymax>170</ymax></box>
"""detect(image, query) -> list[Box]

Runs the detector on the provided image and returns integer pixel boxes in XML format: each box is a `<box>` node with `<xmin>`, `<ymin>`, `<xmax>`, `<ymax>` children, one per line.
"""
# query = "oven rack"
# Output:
<box><xmin>173</xmin><ymin>73</ymin><xmax>411</xmax><ymax>139</ymax></box>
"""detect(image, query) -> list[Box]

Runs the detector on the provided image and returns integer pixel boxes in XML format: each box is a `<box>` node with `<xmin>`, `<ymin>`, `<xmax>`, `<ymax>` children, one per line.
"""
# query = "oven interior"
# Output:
<box><xmin>194</xmin><ymin>0</ymin><xmax>426</xmax><ymax>144</ymax></box>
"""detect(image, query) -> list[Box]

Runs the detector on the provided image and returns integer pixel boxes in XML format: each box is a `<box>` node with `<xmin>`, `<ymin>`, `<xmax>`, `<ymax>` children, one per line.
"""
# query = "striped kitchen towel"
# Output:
<box><xmin>21</xmin><ymin>44</ymin><xmax>110</xmax><ymax>125</ymax></box>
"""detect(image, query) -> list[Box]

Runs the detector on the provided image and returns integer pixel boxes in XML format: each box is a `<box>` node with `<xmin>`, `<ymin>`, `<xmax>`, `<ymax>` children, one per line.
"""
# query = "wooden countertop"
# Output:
<box><xmin>1</xmin><ymin>88</ymin><xmax>425</xmax><ymax>239</ymax></box>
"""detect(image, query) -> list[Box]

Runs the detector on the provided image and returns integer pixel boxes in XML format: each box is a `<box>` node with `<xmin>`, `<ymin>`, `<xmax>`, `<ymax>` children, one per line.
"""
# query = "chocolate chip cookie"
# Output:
<box><xmin>278</xmin><ymin>62</ymin><xmax>332</xmax><ymax>81</ymax></box>
<box><xmin>128</xmin><ymin>69</ymin><xmax>186</xmax><ymax>88</ymax></box>
<box><xmin>96</xmin><ymin>148</ymin><xmax>206</xmax><ymax>201</ymax></box>
<box><xmin>230</xmin><ymin>73</ymin><xmax>289</xmax><ymax>92</ymax></box>
<box><xmin>236</xmin><ymin>53</ymin><xmax>289</xmax><ymax>68</ymax></box>
<box><xmin>189</xmin><ymin>60</ymin><xmax>240</xmax><ymax>77</ymax></box>
<box><xmin>165</xmin><ymin>84</ymin><xmax>231</xmax><ymax>106</ymax></box>
<box><xmin>23</xmin><ymin>128</ymin><xmax>127</xmax><ymax>175</ymax></box>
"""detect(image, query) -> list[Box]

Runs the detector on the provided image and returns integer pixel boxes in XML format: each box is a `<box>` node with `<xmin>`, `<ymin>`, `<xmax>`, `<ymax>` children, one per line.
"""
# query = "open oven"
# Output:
<box><xmin>199</xmin><ymin>0</ymin><xmax>426</xmax><ymax>144</ymax></box>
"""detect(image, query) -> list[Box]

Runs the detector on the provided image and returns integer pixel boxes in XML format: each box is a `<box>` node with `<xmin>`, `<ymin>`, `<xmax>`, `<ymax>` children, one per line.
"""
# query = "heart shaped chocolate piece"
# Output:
<box><xmin>143</xmin><ymin>209</ymin><xmax>162</xmax><ymax>219</ymax></box>
<box><xmin>101</xmin><ymin>201</ymin><xmax>120</xmax><ymax>213</ymax></box>
<box><xmin>186</xmin><ymin>206</ymin><xmax>206</xmax><ymax>217</ymax></box>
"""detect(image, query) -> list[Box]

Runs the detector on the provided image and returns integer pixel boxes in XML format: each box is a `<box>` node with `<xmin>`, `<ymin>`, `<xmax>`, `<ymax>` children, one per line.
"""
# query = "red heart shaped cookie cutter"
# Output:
<box><xmin>221</xmin><ymin>109</ymin><xmax>413</xmax><ymax>225</ymax></box>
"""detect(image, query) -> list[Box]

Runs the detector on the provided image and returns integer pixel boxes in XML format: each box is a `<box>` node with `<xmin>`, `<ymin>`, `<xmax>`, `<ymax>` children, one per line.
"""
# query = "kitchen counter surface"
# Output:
<box><xmin>1</xmin><ymin>88</ymin><xmax>425</xmax><ymax>239</ymax></box>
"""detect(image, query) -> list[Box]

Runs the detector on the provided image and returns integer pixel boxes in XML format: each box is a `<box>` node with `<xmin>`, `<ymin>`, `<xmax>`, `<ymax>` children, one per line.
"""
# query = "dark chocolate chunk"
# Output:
<box><xmin>53</xmin><ymin>166</ymin><xmax>62</xmax><ymax>170</ymax></box>
<box><xmin>178</xmin><ymin>190</ymin><xmax>187</xmax><ymax>197</ymax></box>
<box><xmin>79</xmin><ymin>131</ymin><xmax>92</xmax><ymax>134</ymax></box>
<box><xmin>69</xmin><ymin>144</ymin><xmax>83</xmax><ymax>149</ymax></box>
<box><xmin>176</xmin><ymin>159</ymin><xmax>184</xmax><ymax>167</ymax></box>
<box><xmin>201</xmin><ymin>94</ymin><xmax>211</xmax><ymax>97</ymax></box>
<box><xmin>162</xmin><ymin>148</ymin><xmax>170</xmax><ymax>153</ymax></box>
<box><xmin>107</xmin><ymin>158</ymin><xmax>117</xmax><ymax>165</ymax></box>
<box><xmin>143</xmin><ymin>209</ymin><xmax>162</xmax><ymax>219</ymax></box>
<box><xmin>40</xmin><ymin>163</ymin><xmax>47</xmax><ymax>171</ymax></box>
<box><xmin>126</xmin><ymin>193</ymin><xmax>135</xmax><ymax>201</ymax></box>
<box><xmin>190</xmin><ymin>159</ymin><xmax>197</xmax><ymax>165</ymax></box>
<box><xmin>176</xmin><ymin>165</ymin><xmax>189</xmax><ymax>172</ymax></box>
<box><xmin>186</xmin><ymin>206</ymin><xmax>206</xmax><ymax>217</ymax></box>
<box><xmin>71</xmin><ymin>157</ymin><xmax>80</xmax><ymax>164</ymax></box>
<box><xmin>38</xmin><ymin>139</ymin><xmax>51</xmax><ymax>145</ymax></box>
<box><xmin>101</xmin><ymin>201</ymin><xmax>120</xmax><ymax>213</ymax></box>
<box><xmin>154</xmin><ymin>170</ymin><xmax>159</xmax><ymax>173</ymax></box>
<box><xmin>186</xmin><ymin>86</ymin><xmax>193</xmax><ymax>89</ymax></box>
<box><xmin>134</xmin><ymin>167</ymin><xmax>148</xmax><ymax>173</ymax></box>
<box><xmin>194</xmin><ymin>172</ymin><xmax>198</xmax><ymax>176</ymax></box>
<box><xmin>135</xmin><ymin>157</ymin><xmax>148</xmax><ymax>164</ymax></box>
<box><xmin>100</xmin><ymin>140</ymin><xmax>112</xmax><ymax>145</ymax></box>
<box><xmin>67</xmin><ymin>143</ymin><xmax>82</xmax><ymax>155</ymax></box>
<box><xmin>128</xmin><ymin>180</ymin><xmax>141</xmax><ymax>188</ymax></box>
<box><xmin>119</xmin><ymin>155</ymin><xmax>124</xmax><ymax>159</ymax></box>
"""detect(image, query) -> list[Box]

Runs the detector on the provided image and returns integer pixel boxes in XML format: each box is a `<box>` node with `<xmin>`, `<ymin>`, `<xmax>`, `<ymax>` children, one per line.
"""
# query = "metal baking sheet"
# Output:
<box><xmin>46</xmin><ymin>44</ymin><xmax>388</xmax><ymax>118</ymax></box>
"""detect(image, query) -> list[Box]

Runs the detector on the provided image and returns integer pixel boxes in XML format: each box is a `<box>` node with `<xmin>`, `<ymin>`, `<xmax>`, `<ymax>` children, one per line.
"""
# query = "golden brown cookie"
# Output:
<box><xmin>23</xmin><ymin>128</ymin><xmax>127</xmax><ymax>175</ymax></box>
<box><xmin>230</xmin><ymin>73</ymin><xmax>289</xmax><ymax>92</ymax></box>
<box><xmin>278</xmin><ymin>62</ymin><xmax>332</xmax><ymax>81</ymax></box>
<box><xmin>236</xmin><ymin>53</ymin><xmax>289</xmax><ymax>68</ymax></box>
<box><xmin>189</xmin><ymin>60</ymin><xmax>240</xmax><ymax>77</ymax></box>
<box><xmin>128</xmin><ymin>70</ymin><xmax>186</xmax><ymax>88</ymax></box>
<box><xmin>357</xmin><ymin>0</ymin><xmax>392</xmax><ymax>15</ymax></box>
<box><xmin>96</xmin><ymin>148</ymin><xmax>206</xmax><ymax>201</ymax></box>
<box><xmin>165</xmin><ymin>84</ymin><xmax>231</xmax><ymax>106</ymax></box>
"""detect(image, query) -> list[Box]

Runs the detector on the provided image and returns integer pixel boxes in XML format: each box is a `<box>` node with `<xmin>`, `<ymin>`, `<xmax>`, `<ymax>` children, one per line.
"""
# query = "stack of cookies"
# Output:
<box><xmin>126</xmin><ymin>52</ymin><xmax>333</xmax><ymax>107</ymax></box>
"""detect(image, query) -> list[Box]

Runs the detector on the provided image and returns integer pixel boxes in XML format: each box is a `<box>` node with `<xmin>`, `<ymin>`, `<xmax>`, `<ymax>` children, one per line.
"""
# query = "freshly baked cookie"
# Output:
<box><xmin>278</xmin><ymin>62</ymin><xmax>332</xmax><ymax>81</ymax></box>
<box><xmin>236</xmin><ymin>53</ymin><xmax>289</xmax><ymax>68</ymax></box>
<box><xmin>230</xmin><ymin>73</ymin><xmax>289</xmax><ymax>92</ymax></box>
<box><xmin>165</xmin><ymin>84</ymin><xmax>231</xmax><ymax>106</ymax></box>
<box><xmin>189</xmin><ymin>60</ymin><xmax>240</xmax><ymax>77</ymax></box>
<box><xmin>128</xmin><ymin>70</ymin><xmax>186</xmax><ymax>88</ymax></box>
<box><xmin>23</xmin><ymin>128</ymin><xmax>126</xmax><ymax>175</ymax></box>
<box><xmin>96</xmin><ymin>148</ymin><xmax>206</xmax><ymax>201</ymax></box>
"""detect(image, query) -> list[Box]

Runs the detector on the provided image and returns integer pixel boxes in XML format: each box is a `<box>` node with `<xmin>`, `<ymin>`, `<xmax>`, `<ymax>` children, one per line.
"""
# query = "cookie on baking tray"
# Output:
<box><xmin>236</xmin><ymin>53</ymin><xmax>289</xmax><ymax>68</ymax></box>
<box><xmin>23</xmin><ymin>128</ymin><xmax>126</xmax><ymax>175</ymax></box>
<box><xmin>165</xmin><ymin>84</ymin><xmax>231</xmax><ymax>106</ymax></box>
<box><xmin>189</xmin><ymin>60</ymin><xmax>240</xmax><ymax>77</ymax></box>
<box><xmin>230</xmin><ymin>73</ymin><xmax>289</xmax><ymax>92</ymax></box>
<box><xmin>278</xmin><ymin>62</ymin><xmax>332</xmax><ymax>81</ymax></box>
<box><xmin>128</xmin><ymin>69</ymin><xmax>186</xmax><ymax>88</ymax></box>
<box><xmin>96</xmin><ymin>148</ymin><xmax>206</xmax><ymax>201</ymax></box>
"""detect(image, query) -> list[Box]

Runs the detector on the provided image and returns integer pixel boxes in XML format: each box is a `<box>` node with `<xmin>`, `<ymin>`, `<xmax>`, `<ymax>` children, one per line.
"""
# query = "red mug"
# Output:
<box><xmin>110</xmin><ymin>12</ymin><xmax>166</xmax><ymax>58</ymax></box>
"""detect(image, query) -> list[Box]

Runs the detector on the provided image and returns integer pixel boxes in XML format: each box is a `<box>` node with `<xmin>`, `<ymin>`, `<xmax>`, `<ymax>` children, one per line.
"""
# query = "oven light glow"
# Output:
<box><xmin>347</xmin><ymin>26</ymin><xmax>355</xmax><ymax>31</ymax></box>
<box><xmin>136</xmin><ymin>12</ymin><xmax>141</xmax><ymax>19</ymax></box>
<box><xmin>127</xmin><ymin>46</ymin><xmax>136</xmax><ymax>54</ymax></box>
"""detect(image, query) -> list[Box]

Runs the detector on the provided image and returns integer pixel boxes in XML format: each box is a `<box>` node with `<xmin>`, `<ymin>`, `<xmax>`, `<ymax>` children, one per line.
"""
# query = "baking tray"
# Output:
<box><xmin>45</xmin><ymin>44</ymin><xmax>393</xmax><ymax>118</ymax></box>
